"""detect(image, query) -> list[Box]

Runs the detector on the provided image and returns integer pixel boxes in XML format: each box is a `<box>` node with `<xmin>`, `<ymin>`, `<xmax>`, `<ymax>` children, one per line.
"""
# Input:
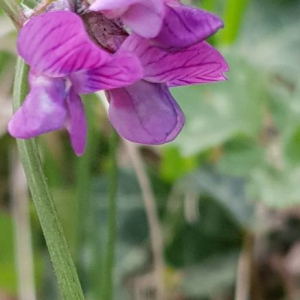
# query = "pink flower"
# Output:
<box><xmin>89</xmin><ymin>0</ymin><xmax>224</xmax><ymax>50</ymax></box>
<box><xmin>86</xmin><ymin>0</ymin><xmax>228</xmax><ymax>144</ymax></box>
<box><xmin>9</xmin><ymin>0</ymin><xmax>228</xmax><ymax>154</ymax></box>
<box><xmin>9</xmin><ymin>11</ymin><xmax>142</xmax><ymax>155</ymax></box>
<box><xmin>107</xmin><ymin>34</ymin><xmax>228</xmax><ymax>144</ymax></box>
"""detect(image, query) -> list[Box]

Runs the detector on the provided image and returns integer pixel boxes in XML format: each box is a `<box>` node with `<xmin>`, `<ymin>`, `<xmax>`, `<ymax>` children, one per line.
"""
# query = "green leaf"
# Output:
<box><xmin>183</xmin><ymin>252</ymin><xmax>239</xmax><ymax>298</ymax></box>
<box><xmin>236</xmin><ymin>0</ymin><xmax>300</xmax><ymax>80</ymax></box>
<box><xmin>248</xmin><ymin>166</ymin><xmax>300</xmax><ymax>208</ymax></box>
<box><xmin>285</xmin><ymin>126</ymin><xmax>300</xmax><ymax>165</ymax></box>
<box><xmin>170</xmin><ymin>56</ymin><xmax>265</xmax><ymax>156</ymax></box>
<box><xmin>268</xmin><ymin>81</ymin><xmax>300</xmax><ymax>167</ymax></box>
<box><xmin>160</xmin><ymin>147</ymin><xmax>197</xmax><ymax>182</ymax></box>
<box><xmin>175</xmin><ymin>169</ymin><xmax>253</xmax><ymax>229</ymax></box>
<box><xmin>218</xmin><ymin>137</ymin><xmax>265</xmax><ymax>177</ymax></box>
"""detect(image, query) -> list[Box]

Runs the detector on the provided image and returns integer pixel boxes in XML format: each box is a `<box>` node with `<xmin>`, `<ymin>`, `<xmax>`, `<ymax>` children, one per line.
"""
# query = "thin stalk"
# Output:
<box><xmin>123</xmin><ymin>142</ymin><xmax>165</xmax><ymax>300</ymax></box>
<box><xmin>101</xmin><ymin>130</ymin><xmax>119</xmax><ymax>300</ymax></box>
<box><xmin>13</xmin><ymin>57</ymin><xmax>85</xmax><ymax>300</ymax></box>
<box><xmin>75</xmin><ymin>97</ymin><xmax>97</xmax><ymax>293</ymax></box>
<box><xmin>235</xmin><ymin>232</ymin><xmax>253</xmax><ymax>300</ymax></box>
<box><xmin>98</xmin><ymin>91</ymin><xmax>165</xmax><ymax>299</ymax></box>
<box><xmin>218</xmin><ymin>0</ymin><xmax>249</xmax><ymax>45</ymax></box>
<box><xmin>32</xmin><ymin>0</ymin><xmax>59</xmax><ymax>16</ymax></box>
<box><xmin>0</xmin><ymin>0</ymin><xmax>25</xmax><ymax>29</ymax></box>
<box><xmin>10</xmin><ymin>148</ymin><xmax>37</xmax><ymax>300</ymax></box>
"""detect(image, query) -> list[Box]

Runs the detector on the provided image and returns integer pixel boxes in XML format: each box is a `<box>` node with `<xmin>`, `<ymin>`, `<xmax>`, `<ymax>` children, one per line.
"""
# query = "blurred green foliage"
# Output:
<box><xmin>1</xmin><ymin>0</ymin><xmax>300</xmax><ymax>299</ymax></box>
<box><xmin>0</xmin><ymin>212</ymin><xmax>17</xmax><ymax>293</ymax></box>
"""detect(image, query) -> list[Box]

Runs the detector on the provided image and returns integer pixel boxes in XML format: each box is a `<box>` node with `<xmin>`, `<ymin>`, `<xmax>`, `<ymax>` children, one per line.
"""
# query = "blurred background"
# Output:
<box><xmin>1</xmin><ymin>0</ymin><xmax>300</xmax><ymax>299</ymax></box>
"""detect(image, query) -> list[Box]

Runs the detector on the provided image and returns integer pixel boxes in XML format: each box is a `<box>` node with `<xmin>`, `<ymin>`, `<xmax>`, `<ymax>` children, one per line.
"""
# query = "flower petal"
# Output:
<box><xmin>108</xmin><ymin>81</ymin><xmax>184</xmax><ymax>144</ymax></box>
<box><xmin>89</xmin><ymin>0</ymin><xmax>138</xmax><ymax>13</ymax></box>
<box><xmin>65</xmin><ymin>89</ymin><xmax>87</xmax><ymax>156</ymax></box>
<box><xmin>122</xmin><ymin>34</ymin><xmax>228</xmax><ymax>86</ymax></box>
<box><xmin>89</xmin><ymin>0</ymin><xmax>164</xmax><ymax>38</ymax></box>
<box><xmin>121</xmin><ymin>0</ymin><xmax>164</xmax><ymax>38</ymax></box>
<box><xmin>152</xmin><ymin>2</ymin><xmax>223</xmax><ymax>51</ymax></box>
<box><xmin>18</xmin><ymin>11</ymin><xmax>110</xmax><ymax>77</ymax></box>
<box><xmin>8</xmin><ymin>74</ymin><xmax>67</xmax><ymax>138</ymax></box>
<box><xmin>70</xmin><ymin>51</ymin><xmax>143</xmax><ymax>93</ymax></box>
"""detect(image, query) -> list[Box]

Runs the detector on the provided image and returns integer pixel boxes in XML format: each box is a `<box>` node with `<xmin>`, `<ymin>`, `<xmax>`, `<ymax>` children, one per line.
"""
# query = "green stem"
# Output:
<box><xmin>101</xmin><ymin>131</ymin><xmax>119</xmax><ymax>300</ymax></box>
<box><xmin>13</xmin><ymin>57</ymin><xmax>85</xmax><ymax>300</ymax></box>
<box><xmin>200</xmin><ymin>0</ymin><xmax>217</xmax><ymax>12</ymax></box>
<box><xmin>218</xmin><ymin>0</ymin><xmax>249</xmax><ymax>45</ymax></box>
<box><xmin>0</xmin><ymin>0</ymin><xmax>25</xmax><ymax>29</ymax></box>
<box><xmin>75</xmin><ymin>97</ymin><xmax>97</xmax><ymax>292</ymax></box>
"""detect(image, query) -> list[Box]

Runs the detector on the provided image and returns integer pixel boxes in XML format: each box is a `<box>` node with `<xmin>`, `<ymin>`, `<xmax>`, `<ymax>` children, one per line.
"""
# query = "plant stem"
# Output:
<box><xmin>10</xmin><ymin>148</ymin><xmax>37</xmax><ymax>300</ymax></box>
<box><xmin>75</xmin><ymin>97</ymin><xmax>97</xmax><ymax>292</ymax></box>
<box><xmin>200</xmin><ymin>0</ymin><xmax>217</xmax><ymax>12</ymax></box>
<box><xmin>98</xmin><ymin>91</ymin><xmax>165</xmax><ymax>299</ymax></box>
<box><xmin>218</xmin><ymin>0</ymin><xmax>249</xmax><ymax>45</ymax></box>
<box><xmin>13</xmin><ymin>57</ymin><xmax>85</xmax><ymax>300</ymax></box>
<box><xmin>235</xmin><ymin>232</ymin><xmax>253</xmax><ymax>300</ymax></box>
<box><xmin>32</xmin><ymin>0</ymin><xmax>59</xmax><ymax>16</ymax></box>
<box><xmin>0</xmin><ymin>0</ymin><xmax>25</xmax><ymax>29</ymax></box>
<box><xmin>101</xmin><ymin>130</ymin><xmax>119</xmax><ymax>300</ymax></box>
<box><xmin>124</xmin><ymin>142</ymin><xmax>165</xmax><ymax>300</ymax></box>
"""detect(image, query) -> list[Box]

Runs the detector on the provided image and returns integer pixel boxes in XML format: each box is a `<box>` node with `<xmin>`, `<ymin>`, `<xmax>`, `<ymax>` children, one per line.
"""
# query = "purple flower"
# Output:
<box><xmin>106</xmin><ymin>34</ymin><xmax>229</xmax><ymax>144</ymax></box>
<box><xmin>9</xmin><ymin>0</ymin><xmax>229</xmax><ymax>153</ymax></box>
<box><xmin>89</xmin><ymin>0</ymin><xmax>223</xmax><ymax>50</ymax></box>
<box><xmin>9</xmin><ymin>11</ymin><xmax>143</xmax><ymax>156</ymax></box>
<box><xmin>152</xmin><ymin>0</ymin><xmax>224</xmax><ymax>51</ymax></box>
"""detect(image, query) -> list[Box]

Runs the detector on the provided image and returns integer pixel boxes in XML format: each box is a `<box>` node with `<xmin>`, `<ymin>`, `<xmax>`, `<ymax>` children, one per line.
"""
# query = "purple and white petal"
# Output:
<box><xmin>8</xmin><ymin>74</ymin><xmax>67</xmax><ymax>138</ymax></box>
<box><xmin>122</xmin><ymin>34</ymin><xmax>228</xmax><ymax>86</ymax></box>
<box><xmin>18</xmin><ymin>11</ymin><xmax>110</xmax><ymax>77</ymax></box>
<box><xmin>70</xmin><ymin>51</ymin><xmax>143</xmax><ymax>93</ymax></box>
<box><xmin>121</xmin><ymin>0</ymin><xmax>165</xmax><ymax>38</ymax></box>
<box><xmin>65</xmin><ymin>89</ymin><xmax>87</xmax><ymax>156</ymax></box>
<box><xmin>152</xmin><ymin>2</ymin><xmax>223</xmax><ymax>51</ymax></box>
<box><xmin>90</xmin><ymin>0</ymin><xmax>165</xmax><ymax>38</ymax></box>
<box><xmin>89</xmin><ymin>0</ymin><xmax>138</xmax><ymax>14</ymax></box>
<box><xmin>108</xmin><ymin>81</ymin><xmax>184</xmax><ymax>144</ymax></box>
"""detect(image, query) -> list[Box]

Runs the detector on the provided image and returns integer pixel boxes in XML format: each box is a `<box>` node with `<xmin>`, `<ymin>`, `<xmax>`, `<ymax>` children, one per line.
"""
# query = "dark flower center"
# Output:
<box><xmin>72</xmin><ymin>0</ymin><xmax>128</xmax><ymax>53</ymax></box>
<box><xmin>81</xmin><ymin>11</ymin><xmax>128</xmax><ymax>53</ymax></box>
